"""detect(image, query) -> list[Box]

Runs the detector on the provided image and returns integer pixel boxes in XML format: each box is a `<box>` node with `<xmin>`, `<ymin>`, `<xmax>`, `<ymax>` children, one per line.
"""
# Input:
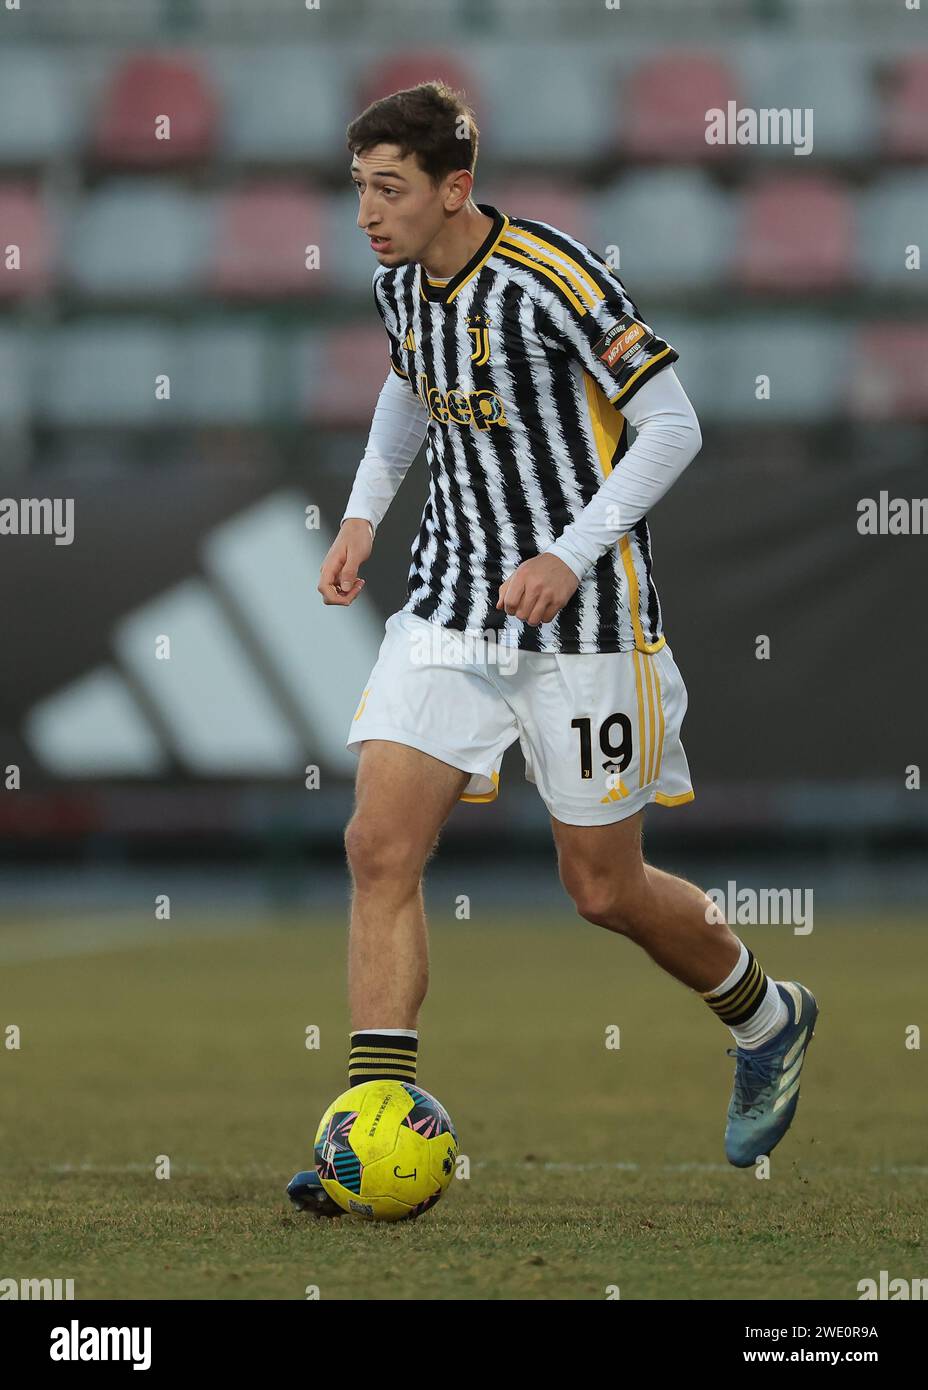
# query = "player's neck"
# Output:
<box><xmin>419</xmin><ymin>203</ymin><xmax>494</xmax><ymax>281</ymax></box>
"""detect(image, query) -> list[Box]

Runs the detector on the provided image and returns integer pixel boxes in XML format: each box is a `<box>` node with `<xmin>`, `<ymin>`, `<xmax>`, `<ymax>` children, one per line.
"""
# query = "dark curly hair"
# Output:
<box><xmin>347</xmin><ymin>80</ymin><xmax>479</xmax><ymax>186</ymax></box>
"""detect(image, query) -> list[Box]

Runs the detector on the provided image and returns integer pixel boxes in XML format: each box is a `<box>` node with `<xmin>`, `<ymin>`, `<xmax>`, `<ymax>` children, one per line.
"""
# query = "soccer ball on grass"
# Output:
<box><xmin>314</xmin><ymin>1078</ymin><xmax>458</xmax><ymax>1221</ymax></box>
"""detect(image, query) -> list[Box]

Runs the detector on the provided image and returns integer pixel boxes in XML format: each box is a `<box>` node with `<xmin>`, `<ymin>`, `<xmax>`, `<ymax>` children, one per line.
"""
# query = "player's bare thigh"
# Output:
<box><xmin>345</xmin><ymin>739</ymin><xmax>471</xmax><ymax>889</ymax></box>
<box><xmin>550</xmin><ymin>810</ymin><xmax>647</xmax><ymax>923</ymax></box>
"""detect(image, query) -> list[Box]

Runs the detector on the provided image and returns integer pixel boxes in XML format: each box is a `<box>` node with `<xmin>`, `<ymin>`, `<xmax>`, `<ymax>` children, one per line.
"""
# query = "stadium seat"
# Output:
<box><xmin>213</xmin><ymin>47</ymin><xmax>348</xmax><ymax>163</ymax></box>
<box><xmin>738</xmin><ymin>39</ymin><xmax>875</xmax><ymax>158</ymax></box>
<box><xmin>289</xmin><ymin>330</ymin><xmax>327</xmax><ymax>422</ymax></box>
<box><xmin>0</xmin><ymin>185</ymin><xmax>55</xmax><ymax>298</ymax></box>
<box><xmin>355</xmin><ymin>52</ymin><xmax>480</xmax><ymax>120</ymax></box>
<box><xmin>593</xmin><ymin>172</ymin><xmax>733</xmax><ymax>293</ymax></box>
<box><xmin>0</xmin><ymin>327</ymin><xmax>32</xmax><ymax>423</ymax></box>
<box><xmin>92</xmin><ymin>53</ymin><xmax>219</xmax><ymax>167</ymax></box>
<box><xmin>39</xmin><ymin>322</ymin><xmax>178</xmax><ymax>426</ymax></box>
<box><xmin>0</xmin><ymin>50</ymin><xmax>77</xmax><ymax>166</ymax></box>
<box><xmin>622</xmin><ymin>51</ymin><xmax>740</xmax><ymax>160</ymax></box>
<box><xmin>848</xmin><ymin>324</ymin><xmax>928</xmax><ymax>420</ymax></box>
<box><xmin>41</xmin><ymin>0</ymin><xmax>162</xmax><ymax>37</ymax></box>
<box><xmin>883</xmin><ymin>54</ymin><xmax>928</xmax><ymax>159</ymax></box>
<box><xmin>211</xmin><ymin>185</ymin><xmax>330</xmax><ymax>299</ymax></box>
<box><xmin>478</xmin><ymin>44</ymin><xmax>608</xmax><ymax>162</ymax></box>
<box><xmin>177</xmin><ymin>323</ymin><xmax>271</xmax><ymax>425</ymax></box>
<box><xmin>711</xmin><ymin>317</ymin><xmax>847</xmax><ymax>422</ymax></box>
<box><xmin>0</xmin><ymin>50</ymin><xmax>78</xmax><ymax>164</ymax></box>
<box><xmin>481</xmin><ymin>183</ymin><xmax>592</xmax><ymax>245</ymax></box>
<box><xmin>859</xmin><ymin>175</ymin><xmax>928</xmax><ymax>291</ymax></box>
<box><xmin>735</xmin><ymin>176</ymin><xmax>855</xmax><ymax>292</ymax></box>
<box><xmin>65</xmin><ymin>182</ymin><xmax>211</xmax><ymax>297</ymax></box>
<box><xmin>883</xmin><ymin>55</ymin><xmax>928</xmax><ymax>159</ymax></box>
<box><xmin>300</xmin><ymin>325</ymin><xmax>395</xmax><ymax>426</ymax></box>
<box><xmin>644</xmin><ymin>315</ymin><xmax>718</xmax><ymax>418</ymax></box>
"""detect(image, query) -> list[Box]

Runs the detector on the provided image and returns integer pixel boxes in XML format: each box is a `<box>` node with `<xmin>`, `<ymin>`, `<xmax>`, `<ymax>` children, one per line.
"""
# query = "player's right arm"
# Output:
<box><xmin>318</xmin><ymin>518</ymin><xmax>374</xmax><ymax>606</ymax></box>
<box><xmin>317</xmin><ymin>368</ymin><xmax>429</xmax><ymax>607</ymax></box>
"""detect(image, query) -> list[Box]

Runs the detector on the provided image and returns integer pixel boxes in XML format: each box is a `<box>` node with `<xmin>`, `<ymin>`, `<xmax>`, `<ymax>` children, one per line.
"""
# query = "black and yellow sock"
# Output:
<box><xmin>348</xmin><ymin>1029</ymin><xmax>418</xmax><ymax>1087</ymax></box>
<box><xmin>702</xmin><ymin>942</ymin><xmax>788</xmax><ymax>1049</ymax></box>
<box><xmin>703</xmin><ymin>946</ymin><xmax>768</xmax><ymax>1027</ymax></box>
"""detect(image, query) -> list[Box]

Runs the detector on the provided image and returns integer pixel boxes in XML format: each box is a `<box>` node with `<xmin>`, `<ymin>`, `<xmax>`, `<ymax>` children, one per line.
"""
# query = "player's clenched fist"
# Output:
<box><xmin>318</xmin><ymin>518</ymin><xmax>374</xmax><ymax>606</ymax></box>
<box><xmin>495</xmin><ymin>553</ymin><xmax>579</xmax><ymax>626</ymax></box>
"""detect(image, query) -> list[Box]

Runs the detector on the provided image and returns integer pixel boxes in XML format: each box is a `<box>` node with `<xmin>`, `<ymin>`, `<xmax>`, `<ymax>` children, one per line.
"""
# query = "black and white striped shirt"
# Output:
<box><xmin>374</xmin><ymin>204</ymin><xmax>679</xmax><ymax>655</ymax></box>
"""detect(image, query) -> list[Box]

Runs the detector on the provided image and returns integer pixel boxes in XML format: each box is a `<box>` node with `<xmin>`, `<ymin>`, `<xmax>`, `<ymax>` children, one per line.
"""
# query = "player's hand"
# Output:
<box><xmin>496</xmin><ymin>554</ymin><xmax>579</xmax><ymax>626</ymax></box>
<box><xmin>318</xmin><ymin>519</ymin><xmax>373</xmax><ymax>606</ymax></box>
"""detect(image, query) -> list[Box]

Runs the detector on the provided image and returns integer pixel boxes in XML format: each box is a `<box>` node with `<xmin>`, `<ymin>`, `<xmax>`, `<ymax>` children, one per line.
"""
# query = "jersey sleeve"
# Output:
<box><xmin>537</xmin><ymin>256</ymin><xmax>678</xmax><ymax>409</ymax></box>
<box><xmin>372</xmin><ymin>270</ymin><xmax>410</xmax><ymax>383</ymax></box>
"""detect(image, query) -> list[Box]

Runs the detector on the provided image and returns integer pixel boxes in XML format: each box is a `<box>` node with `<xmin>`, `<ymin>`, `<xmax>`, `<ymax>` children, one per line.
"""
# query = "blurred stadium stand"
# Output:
<box><xmin>0</xmin><ymin>0</ymin><xmax>925</xmax><ymax>886</ymax></box>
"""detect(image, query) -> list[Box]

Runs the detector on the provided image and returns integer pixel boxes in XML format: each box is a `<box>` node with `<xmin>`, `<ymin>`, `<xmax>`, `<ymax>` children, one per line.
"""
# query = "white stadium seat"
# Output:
<box><xmin>209</xmin><ymin>47</ymin><xmax>348</xmax><ymax>163</ymax></box>
<box><xmin>0</xmin><ymin>50</ymin><xmax>78</xmax><ymax>163</ymax></box>
<box><xmin>39</xmin><ymin>322</ymin><xmax>179</xmax><ymax>426</ymax></box>
<box><xmin>594</xmin><ymin>173</ymin><xmax>734</xmax><ymax>294</ymax></box>
<box><xmin>178</xmin><ymin>323</ymin><xmax>273</xmax><ymax>424</ymax></box>
<box><xmin>859</xmin><ymin>176</ymin><xmax>928</xmax><ymax>292</ymax></box>
<box><xmin>65</xmin><ymin>181</ymin><xmax>212</xmax><ymax>296</ymax></box>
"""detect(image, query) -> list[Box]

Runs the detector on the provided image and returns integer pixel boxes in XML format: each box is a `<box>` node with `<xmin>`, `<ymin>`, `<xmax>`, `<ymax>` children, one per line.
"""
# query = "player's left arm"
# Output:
<box><xmin>498</xmin><ymin>264</ymin><xmax>701</xmax><ymax>622</ymax></box>
<box><xmin>542</xmin><ymin>365</ymin><xmax>702</xmax><ymax>583</ymax></box>
<box><xmin>496</xmin><ymin>369</ymin><xmax>701</xmax><ymax>621</ymax></box>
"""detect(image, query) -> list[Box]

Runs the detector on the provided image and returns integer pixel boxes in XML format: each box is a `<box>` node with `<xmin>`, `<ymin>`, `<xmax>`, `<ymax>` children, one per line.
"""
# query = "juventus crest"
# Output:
<box><xmin>466</xmin><ymin>313</ymin><xmax>492</xmax><ymax>365</ymax></box>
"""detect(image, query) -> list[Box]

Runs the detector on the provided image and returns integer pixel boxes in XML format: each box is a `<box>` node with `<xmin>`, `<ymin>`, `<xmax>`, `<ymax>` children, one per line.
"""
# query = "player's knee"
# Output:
<box><xmin>576</xmin><ymin>895</ymin><xmax>635</xmax><ymax>935</ymax></box>
<box><xmin>343</xmin><ymin>816</ymin><xmax>424</xmax><ymax>894</ymax></box>
<box><xmin>565</xmin><ymin>874</ymin><xmax>646</xmax><ymax>937</ymax></box>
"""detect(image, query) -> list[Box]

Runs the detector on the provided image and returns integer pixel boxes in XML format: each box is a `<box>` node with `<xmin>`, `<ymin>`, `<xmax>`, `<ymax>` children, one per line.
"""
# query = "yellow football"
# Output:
<box><xmin>313</xmin><ymin>1079</ymin><xmax>458</xmax><ymax>1221</ymax></box>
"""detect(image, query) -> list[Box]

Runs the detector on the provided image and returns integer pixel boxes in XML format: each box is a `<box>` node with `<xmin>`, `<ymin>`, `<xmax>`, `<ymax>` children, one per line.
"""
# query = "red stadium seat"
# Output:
<box><xmin>356</xmin><ymin>53</ymin><xmax>479</xmax><ymax>121</ymax></box>
<box><xmin>0</xmin><ymin>185</ymin><xmax>54</xmax><ymax>298</ymax></box>
<box><xmin>622</xmin><ymin>51</ymin><xmax>740</xmax><ymax>160</ymax></box>
<box><xmin>211</xmin><ymin>184</ymin><xmax>329</xmax><ymax>299</ymax></box>
<box><xmin>92</xmin><ymin>53</ymin><xmax>219</xmax><ymax>167</ymax></box>
<box><xmin>883</xmin><ymin>55</ymin><xmax>928</xmax><ymax>159</ymax></box>
<box><xmin>849</xmin><ymin>324</ymin><xmax>928</xmax><ymax>420</ymax></box>
<box><xmin>480</xmin><ymin>182</ymin><xmax>590</xmax><ymax>243</ymax></box>
<box><xmin>735</xmin><ymin>176</ymin><xmax>855</xmax><ymax>292</ymax></box>
<box><xmin>311</xmin><ymin>325</ymin><xmax>401</xmax><ymax>426</ymax></box>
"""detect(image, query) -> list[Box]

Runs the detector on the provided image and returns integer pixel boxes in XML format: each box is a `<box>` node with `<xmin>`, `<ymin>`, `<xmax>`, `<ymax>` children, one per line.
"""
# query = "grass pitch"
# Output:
<box><xmin>1</xmin><ymin>904</ymin><xmax>925</xmax><ymax>1300</ymax></box>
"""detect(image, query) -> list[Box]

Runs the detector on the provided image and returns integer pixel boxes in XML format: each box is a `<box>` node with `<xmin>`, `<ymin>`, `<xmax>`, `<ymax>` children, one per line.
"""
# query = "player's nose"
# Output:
<box><xmin>356</xmin><ymin>192</ymin><xmax>376</xmax><ymax>231</ymax></box>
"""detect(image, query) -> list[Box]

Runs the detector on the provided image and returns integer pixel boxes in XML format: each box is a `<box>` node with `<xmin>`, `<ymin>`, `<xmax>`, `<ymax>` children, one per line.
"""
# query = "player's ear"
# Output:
<box><xmin>443</xmin><ymin>170</ymin><xmax>472</xmax><ymax>213</ymax></box>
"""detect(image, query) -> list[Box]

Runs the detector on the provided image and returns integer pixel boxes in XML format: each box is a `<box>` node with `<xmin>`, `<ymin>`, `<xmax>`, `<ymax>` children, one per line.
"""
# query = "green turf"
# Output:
<box><xmin>1</xmin><ymin>908</ymin><xmax>925</xmax><ymax>1299</ymax></box>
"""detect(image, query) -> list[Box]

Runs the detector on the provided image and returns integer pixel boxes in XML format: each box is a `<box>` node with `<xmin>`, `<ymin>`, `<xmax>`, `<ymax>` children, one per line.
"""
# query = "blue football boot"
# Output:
<box><xmin>286</xmin><ymin>1168</ymin><xmax>344</xmax><ymax>1218</ymax></box>
<box><xmin>725</xmin><ymin>981</ymin><xmax>818</xmax><ymax>1168</ymax></box>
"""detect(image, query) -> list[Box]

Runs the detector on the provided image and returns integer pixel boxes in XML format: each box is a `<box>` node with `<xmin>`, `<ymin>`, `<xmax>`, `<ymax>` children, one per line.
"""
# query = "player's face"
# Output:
<box><xmin>351</xmin><ymin>145</ymin><xmax>451</xmax><ymax>266</ymax></box>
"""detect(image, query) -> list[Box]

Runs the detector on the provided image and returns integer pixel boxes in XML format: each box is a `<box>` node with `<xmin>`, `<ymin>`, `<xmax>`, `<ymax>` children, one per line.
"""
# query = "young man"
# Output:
<box><xmin>288</xmin><ymin>82</ymin><xmax>817</xmax><ymax>1215</ymax></box>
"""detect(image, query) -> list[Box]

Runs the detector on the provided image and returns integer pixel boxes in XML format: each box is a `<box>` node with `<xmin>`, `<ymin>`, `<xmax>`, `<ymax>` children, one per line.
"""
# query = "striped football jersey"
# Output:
<box><xmin>374</xmin><ymin>203</ymin><xmax>679</xmax><ymax>655</ymax></box>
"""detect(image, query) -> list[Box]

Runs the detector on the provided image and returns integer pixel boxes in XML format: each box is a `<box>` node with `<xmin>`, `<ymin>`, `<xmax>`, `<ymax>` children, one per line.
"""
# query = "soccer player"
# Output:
<box><xmin>288</xmin><ymin>82</ymin><xmax>817</xmax><ymax>1215</ymax></box>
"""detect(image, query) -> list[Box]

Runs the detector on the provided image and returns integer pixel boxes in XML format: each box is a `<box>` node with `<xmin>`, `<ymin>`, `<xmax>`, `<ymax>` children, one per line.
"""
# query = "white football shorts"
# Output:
<box><xmin>346</xmin><ymin>611</ymin><xmax>694</xmax><ymax>826</ymax></box>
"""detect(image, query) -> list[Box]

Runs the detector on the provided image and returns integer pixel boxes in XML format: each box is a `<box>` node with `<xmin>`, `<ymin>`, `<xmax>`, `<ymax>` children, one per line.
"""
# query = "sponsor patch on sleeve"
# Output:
<box><xmin>592</xmin><ymin>315</ymin><xmax>655</xmax><ymax>374</ymax></box>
